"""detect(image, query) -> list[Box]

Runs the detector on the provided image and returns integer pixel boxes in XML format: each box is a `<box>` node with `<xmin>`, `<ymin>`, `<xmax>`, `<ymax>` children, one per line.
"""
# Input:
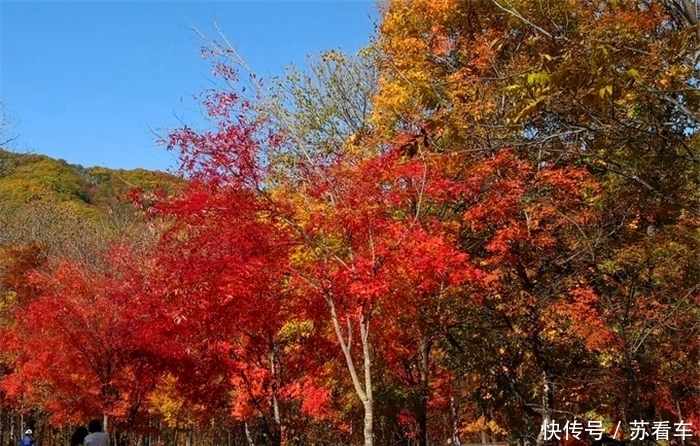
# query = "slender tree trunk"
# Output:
<box><xmin>450</xmin><ymin>396</ymin><xmax>461</xmax><ymax>446</ymax></box>
<box><xmin>676</xmin><ymin>400</ymin><xmax>685</xmax><ymax>446</ymax></box>
<box><xmin>327</xmin><ymin>295</ymin><xmax>374</xmax><ymax>446</ymax></box>
<box><xmin>147</xmin><ymin>415</ymin><xmax>151</xmax><ymax>446</ymax></box>
<box><xmin>416</xmin><ymin>334</ymin><xmax>431</xmax><ymax>446</ymax></box>
<box><xmin>360</xmin><ymin>312</ymin><xmax>374</xmax><ymax>446</ymax></box>
<box><xmin>244</xmin><ymin>422</ymin><xmax>255</xmax><ymax>446</ymax></box>
<box><xmin>536</xmin><ymin>371</ymin><xmax>554</xmax><ymax>446</ymax></box>
<box><xmin>270</xmin><ymin>349</ymin><xmax>283</xmax><ymax>446</ymax></box>
<box><xmin>185</xmin><ymin>425</ymin><xmax>191</xmax><ymax>446</ymax></box>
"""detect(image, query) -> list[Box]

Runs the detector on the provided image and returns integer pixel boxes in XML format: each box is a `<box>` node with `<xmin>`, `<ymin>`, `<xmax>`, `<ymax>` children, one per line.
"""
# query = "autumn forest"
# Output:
<box><xmin>0</xmin><ymin>1</ymin><xmax>699</xmax><ymax>446</ymax></box>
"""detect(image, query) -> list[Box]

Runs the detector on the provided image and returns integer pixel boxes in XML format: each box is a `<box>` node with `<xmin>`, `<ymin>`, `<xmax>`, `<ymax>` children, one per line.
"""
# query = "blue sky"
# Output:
<box><xmin>1</xmin><ymin>1</ymin><xmax>378</xmax><ymax>172</ymax></box>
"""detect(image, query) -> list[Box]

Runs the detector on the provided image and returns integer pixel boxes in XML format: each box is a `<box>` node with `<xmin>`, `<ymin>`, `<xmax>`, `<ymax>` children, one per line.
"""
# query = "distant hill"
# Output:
<box><xmin>0</xmin><ymin>148</ymin><xmax>180</xmax><ymax>213</ymax></box>
<box><xmin>0</xmin><ymin>148</ymin><xmax>183</xmax><ymax>259</ymax></box>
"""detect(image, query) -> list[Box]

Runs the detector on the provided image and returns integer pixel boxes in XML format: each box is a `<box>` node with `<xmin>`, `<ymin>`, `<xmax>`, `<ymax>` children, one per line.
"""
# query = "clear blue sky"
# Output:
<box><xmin>1</xmin><ymin>1</ymin><xmax>378</xmax><ymax>172</ymax></box>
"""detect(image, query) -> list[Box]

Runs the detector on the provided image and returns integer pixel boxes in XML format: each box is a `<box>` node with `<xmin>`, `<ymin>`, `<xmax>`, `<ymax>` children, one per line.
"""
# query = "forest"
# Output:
<box><xmin>0</xmin><ymin>1</ymin><xmax>698</xmax><ymax>446</ymax></box>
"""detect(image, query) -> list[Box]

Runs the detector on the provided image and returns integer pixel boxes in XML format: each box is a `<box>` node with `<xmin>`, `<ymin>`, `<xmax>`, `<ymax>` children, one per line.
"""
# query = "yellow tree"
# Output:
<box><xmin>374</xmin><ymin>0</ymin><xmax>700</xmax><ymax>442</ymax></box>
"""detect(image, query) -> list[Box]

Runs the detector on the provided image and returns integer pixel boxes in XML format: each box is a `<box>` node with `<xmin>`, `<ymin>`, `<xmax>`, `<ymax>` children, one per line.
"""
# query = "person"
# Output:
<box><xmin>84</xmin><ymin>420</ymin><xmax>109</xmax><ymax>446</ymax></box>
<box><xmin>19</xmin><ymin>429</ymin><xmax>35</xmax><ymax>446</ymax></box>
<box><xmin>70</xmin><ymin>426</ymin><xmax>89</xmax><ymax>446</ymax></box>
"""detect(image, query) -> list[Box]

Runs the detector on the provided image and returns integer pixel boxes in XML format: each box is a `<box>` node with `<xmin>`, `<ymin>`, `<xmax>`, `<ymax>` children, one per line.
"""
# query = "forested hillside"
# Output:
<box><xmin>0</xmin><ymin>1</ymin><xmax>699</xmax><ymax>446</ymax></box>
<box><xmin>0</xmin><ymin>147</ymin><xmax>178</xmax><ymax>261</ymax></box>
<box><xmin>0</xmin><ymin>148</ymin><xmax>175</xmax><ymax>211</ymax></box>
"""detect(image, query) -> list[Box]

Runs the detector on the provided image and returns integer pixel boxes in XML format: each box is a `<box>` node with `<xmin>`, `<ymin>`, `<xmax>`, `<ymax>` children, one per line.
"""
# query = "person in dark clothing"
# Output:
<box><xmin>19</xmin><ymin>429</ymin><xmax>35</xmax><ymax>446</ymax></box>
<box><xmin>70</xmin><ymin>426</ymin><xmax>89</xmax><ymax>446</ymax></box>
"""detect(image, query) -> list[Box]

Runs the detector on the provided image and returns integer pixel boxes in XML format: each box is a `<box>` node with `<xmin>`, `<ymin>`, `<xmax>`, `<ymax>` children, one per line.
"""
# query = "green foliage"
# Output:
<box><xmin>0</xmin><ymin>148</ymin><xmax>180</xmax><ymax>287</ymax></box>
<box><xmin>0</xmin><ymin>151</ymin><xmax>86</xmax><ymax>204</ymax></box>
<box><xmin>0</xmin><ymin>148</ymin><xmax>179</xmax><ymax>218</ymax></box>
<box><xmin>262</xmin><ymin>48</ymin><xmax>379</xmax><ymax>163</ymax></box>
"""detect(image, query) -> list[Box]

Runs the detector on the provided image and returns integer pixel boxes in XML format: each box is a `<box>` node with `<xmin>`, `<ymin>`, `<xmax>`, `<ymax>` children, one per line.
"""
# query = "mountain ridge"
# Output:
<box><xmin>0</xmin><ymin>147</ymin><xmax>179</xmax><ymax>213</ymax></box>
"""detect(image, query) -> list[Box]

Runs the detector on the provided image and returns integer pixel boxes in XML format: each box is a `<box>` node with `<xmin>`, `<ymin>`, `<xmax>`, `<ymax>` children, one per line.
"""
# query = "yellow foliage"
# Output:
<box><xmin>461</xmin><ymin>416</ymin><xmax>507</xmax><ymax>437</ymax></box>
<box><xmin>147</xmin><ymin>374</ymin><xmax>206</xmax><ymax>428</ymax></box>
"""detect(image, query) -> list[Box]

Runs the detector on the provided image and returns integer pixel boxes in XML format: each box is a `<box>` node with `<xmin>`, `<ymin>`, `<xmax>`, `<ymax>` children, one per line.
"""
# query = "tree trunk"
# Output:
<box><xmin>450</xmin><ymin>396</ymin><xmax>461</xmax><ymax>446</ymax></box>
<box><xmin>362</xmin><ymin>399</ymin><xmax>374</xmax><ymax>446</ymax></box>
<box><xmin>270</xmin><ymin>349</ymin><xmax>283</xmax><ymax>446</ymax></box>
<box><xmin>536</xmin><ymin>371</ymin><xmax>554</xmax><ymax>446</ymax></box>
<box><xmin>327</xmin><ymin>295</ymin><xmax>374</xmax><ymax>446</ymax></box>
<box><xmin>244</xmin><ymin>422</ymin><xmax>255</xmax><ymax>446</ymax></box>
<box><xmin>676</xmin><ymin>400</ymin><xmax>685</xmax><ymax>446</ymax></box>
<box><xmin>360</xmin><ymin>311</ymin><xmax>374</xmax><ymax>446</ymax></box>
<box><xmin>416</xmin><ymin>334</ymin><xmax>431</xmax><ymax>446</ymax></box>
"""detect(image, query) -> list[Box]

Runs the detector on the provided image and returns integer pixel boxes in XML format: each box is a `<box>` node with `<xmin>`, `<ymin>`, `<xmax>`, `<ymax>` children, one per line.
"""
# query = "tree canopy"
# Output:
<box><xmin>0</xmin><ymin>2</ymin><xmax>698</xmax><ymax>446</ymax></box>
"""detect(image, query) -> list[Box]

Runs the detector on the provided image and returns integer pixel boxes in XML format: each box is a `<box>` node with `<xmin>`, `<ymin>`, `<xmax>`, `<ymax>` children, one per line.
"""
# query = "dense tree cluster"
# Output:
<box><xmin>0</xmin><ymin>1</ymin><xmax>698</xmax><ymax>446</ymax></box>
